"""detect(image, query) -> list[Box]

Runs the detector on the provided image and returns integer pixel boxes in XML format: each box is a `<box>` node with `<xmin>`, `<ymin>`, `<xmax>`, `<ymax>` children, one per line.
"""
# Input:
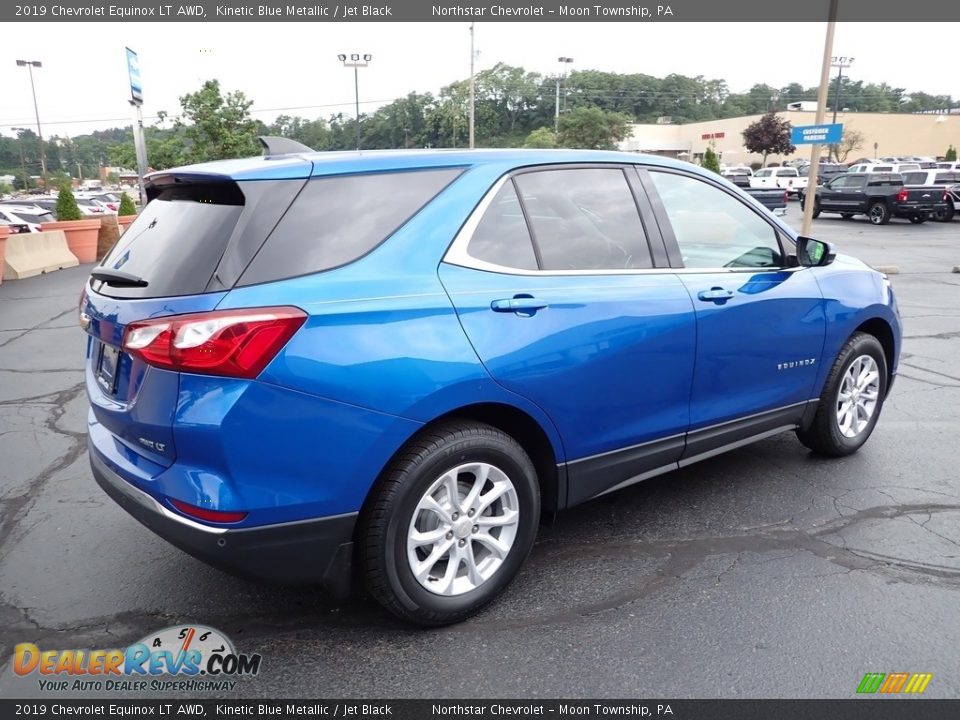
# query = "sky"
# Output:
<box><xmin>0</xmin><ymin>22</ymin><xmax>955</xmax><ymax>139</ymax></box>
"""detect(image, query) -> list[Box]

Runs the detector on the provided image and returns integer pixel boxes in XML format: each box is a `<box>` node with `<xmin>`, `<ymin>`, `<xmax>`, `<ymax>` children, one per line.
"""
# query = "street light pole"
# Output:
<box><xmin>830</xmin><ymin>56</ymin><xmax>853</xmax><ymax>161</ymax></box>
<box><xmin>554</xmin><ymin>57</ymin><xmax>574</xmax><ymax>133</ymax></box>
<box><xmin>11</xmin><ymin>127</ymin><xmax>29</xmax><ymax>190</ymax></box>
<box><xmin>16</xmin><ymin>60</ymin><xmax>48</xmax><ymax>189</ymax></box>
<box><xmin>338</xmin><ymin>53</ymin><xmax>372</xmax><ymax>151</ymax></box>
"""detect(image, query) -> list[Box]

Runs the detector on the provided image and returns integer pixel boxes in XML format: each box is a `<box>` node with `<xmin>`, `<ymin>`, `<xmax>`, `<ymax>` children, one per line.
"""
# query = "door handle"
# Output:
<box><xmin>697</xmin><ymin>287</ymin><xmax>734</xmax><ymax>304</ymax></box>
<box><xmin>491</xmin><ymin>295</ymin><xmax>549</xmax><ymax>315</ymax></box>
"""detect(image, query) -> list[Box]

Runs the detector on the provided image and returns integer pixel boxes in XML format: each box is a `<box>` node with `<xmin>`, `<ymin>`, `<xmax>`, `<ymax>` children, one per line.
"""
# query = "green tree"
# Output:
<box><xmin>523</xmin><ymin>127</ymin><xmax>558</xmax><ymax>148</ymax></box>
<box><xmin>55</xmin><ymin>183</ymin><xmax>83</xmax><ymax>221</ymax></box>
<box><xmin>946</xmin><ymin>145</ymin><xmax>958</xmax><ymax>162</ymax></box>
<box><xmin>702</xmin><ymin>144</ymin><xmax>721</xmax><ymax>174</ymax></box>
<box><xmin>557</xmin><ymin>107</ymin><xmax>631</xmax><ymax>150</ymax></box>
<box><xmin>118</xmin><ymin>192</ymin><xmax>137</xmax><ymax>217</ymax></box>
<box><xmin>107</xmin><ymin>172</ymin><xmax>120</xmax><ymax>184</ymax></box>
<box><xmin>177</xmin><ymin>80</ymin><xmax>260</xmax><ymax>163</ymax></box>
<box><xmin>742</xmin><ymin>112</ymin><xmax>796</xmax><ymax>168</ymax></box>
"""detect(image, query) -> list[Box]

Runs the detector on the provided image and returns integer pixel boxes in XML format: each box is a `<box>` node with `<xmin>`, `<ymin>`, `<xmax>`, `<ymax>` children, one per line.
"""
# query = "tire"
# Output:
<box><xmin>934</xmin><ymin>205</ymin><xmax>955</xmax><ymax>222</ymax></box>
<box><xmin>797</xmin><ymin>332</ymin><xmax>888</xmax><ymax>457</ymax></box>
<box><xmin>359</xmin><ymin>421</ymin><xmax>540</xmax><ymax>626</ymax></box>
<box><xmin>868</xmin><ymin>202</ymin><xmax>891</xmax><ymax>225</ymax></box>
<box><xmin>841</xmin><ymin>213</ymin><xmax>855</xmax><ymax>220</ymax></box>
<box><xmin>909</xmin><ymin>214</ymin><xmax>927</xmax><ymax>224</ymax></box>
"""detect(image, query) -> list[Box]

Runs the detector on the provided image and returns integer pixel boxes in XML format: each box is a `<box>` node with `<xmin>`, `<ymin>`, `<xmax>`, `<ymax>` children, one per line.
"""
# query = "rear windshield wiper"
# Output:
<box><xmin>90</xmin><ymin>269</ymin><xmax>149</xmax><ymax>287</ymax></box>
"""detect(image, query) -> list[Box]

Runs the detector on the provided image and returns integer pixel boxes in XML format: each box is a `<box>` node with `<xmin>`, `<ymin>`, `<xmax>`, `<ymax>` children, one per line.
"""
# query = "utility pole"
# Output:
<box><xmin>830</xmin><ymin>56</ymin><xmax>854</xmax><ymax>161</ymax></box>
<box><xmin>469</xmin><ymin>22</ymin><xmax>475</xmax><ymax>149</ymax></box>
<box><xmin>800</xmin><ymin>0</ymin><xmax>838</xmax><ymax>238</ymax></box>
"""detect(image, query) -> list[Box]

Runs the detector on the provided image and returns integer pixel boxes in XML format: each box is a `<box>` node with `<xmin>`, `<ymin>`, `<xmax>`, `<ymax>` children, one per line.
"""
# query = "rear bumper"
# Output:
<box><xmin>90</xmin><ymin>444</ymin><xmax>357</xmax><ymax>597</ymax></box>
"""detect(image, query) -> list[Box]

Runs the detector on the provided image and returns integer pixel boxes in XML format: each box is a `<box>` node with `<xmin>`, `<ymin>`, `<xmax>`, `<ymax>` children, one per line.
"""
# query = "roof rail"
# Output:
<box><xmin>257</xmin><ymin>136</ymin><xmax>315</xmax><ymax>157</ymax></box>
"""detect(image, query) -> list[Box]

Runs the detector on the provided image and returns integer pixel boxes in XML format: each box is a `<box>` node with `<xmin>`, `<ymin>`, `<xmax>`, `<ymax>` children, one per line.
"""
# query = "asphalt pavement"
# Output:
<box><xmin>1</xmin><ymin>208</ymin><xmax>958</xmax><ymax>699</ymax></box>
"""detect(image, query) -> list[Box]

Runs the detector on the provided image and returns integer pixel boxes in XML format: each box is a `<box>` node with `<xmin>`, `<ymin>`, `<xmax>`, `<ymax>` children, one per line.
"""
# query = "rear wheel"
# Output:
<box><xmin>909</xmin><ymin>214</ymin><xmax>927</xmax><ymax>224</ymax></box>
<box><xmin>868</xmin><ymin>202</ymin><xmax>891</xmax><ymax>225</ymax></box>
<box><xmin>797</xmin><ymin>332</ymin><xmax>888</xmax><ymax>457</ymax></box>
<box><xmin>841</xmin><ymin>213</ymin><xmax>855</xmax><ymax>220</ymax></box>
<box><xmin>934</xmin><ymin>205</ymin><xmax>955</xmax><ymax>222</ymax></box>
<box><xmin>360</xmin><ymin>422</ymin><xmax>540</xmax><ymax>626</ymax></box>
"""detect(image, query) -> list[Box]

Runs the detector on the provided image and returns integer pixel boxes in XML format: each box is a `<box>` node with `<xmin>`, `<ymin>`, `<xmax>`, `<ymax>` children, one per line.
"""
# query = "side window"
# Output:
<box><xmin>648</xmin><ymin>171</ymin><xmax>783</xmax><ymax>269</ymax></box>
<box><xmin>513</xmin><ymin>168</ymin><xmax>652</xmax><ymax>271</ymax></box>
<box><xmin>465</xmin><ymin>182</ymin><xmax>538</xmax><ymax>270</ymax></box>
<box><xmin>776</xmin><ymin>169</ymin><xmax>796</xmax><ymax>177</ymax></box>
<box><xmin>754</xmin><ymin>169</ymin><xmax>771</xmax><ymax>178</ymax></box>
<box><xmin>830</xmin><ymin>177</ymin><xmax>852</xmax><ymax>189</ymax></box>
<box><xmin>239</xmin><ymin>168</ymin><xmax>462</xmax><ymax>286</ymax></box>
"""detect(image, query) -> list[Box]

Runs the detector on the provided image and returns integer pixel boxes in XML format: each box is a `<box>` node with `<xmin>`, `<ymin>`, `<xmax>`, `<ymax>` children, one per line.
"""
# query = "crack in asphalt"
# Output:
<box><xmin>1</xmin><ymin>501</ymin><xmax>958</xmax><ymax>656</ymax></box>
<box><xmin>0</xmin><ymin>382</ymin><xmax>87</xmax><ymax>554</ymax></box>
<box><xmin>0</xmin><ymin>308</ymin><xmax>77</xmax><ymax>349</ymax></box>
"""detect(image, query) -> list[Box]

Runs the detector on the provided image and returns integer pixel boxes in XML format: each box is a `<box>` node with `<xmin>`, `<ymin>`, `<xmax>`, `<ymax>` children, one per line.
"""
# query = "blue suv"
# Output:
<box><xmin>82</xmin><ymin>144</ymin><xmax>901</xmax><ymax>625</ymax></box>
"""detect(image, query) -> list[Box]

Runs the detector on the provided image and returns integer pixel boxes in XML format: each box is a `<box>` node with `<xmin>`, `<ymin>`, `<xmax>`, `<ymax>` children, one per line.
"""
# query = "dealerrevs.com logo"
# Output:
<box><xmin>13</xmin><ymin>625</ymin><xmax>262</xmax><ymax>692</ymax></box>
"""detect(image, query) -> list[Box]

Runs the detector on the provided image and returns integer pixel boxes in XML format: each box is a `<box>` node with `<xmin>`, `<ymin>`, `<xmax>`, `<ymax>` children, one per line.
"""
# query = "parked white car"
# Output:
<box><xmin>935</xmin><ymin>161</ymin><xmax>960</xmax><ymax>171</ymax></box>
<box><xmin>0</xmin><ymin>205</ymin><xmax>55</xmax><ymax>233</ymax></box>
<box><xmin>848</xmin><ymin>162</ymin><xmax>921</xmax><ymax>174</ymax></box>
<box><xmin>749</xmin><ymin>167</ymin><xmax>808</xmax><ymax>197</ymax></box>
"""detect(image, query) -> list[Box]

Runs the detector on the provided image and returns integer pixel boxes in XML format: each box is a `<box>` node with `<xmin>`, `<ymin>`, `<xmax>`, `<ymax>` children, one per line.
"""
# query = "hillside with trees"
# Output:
<box><xmin>1</xmin><ymin>66</ymin><xmax>955</xmax><ymax>184</ymax></box>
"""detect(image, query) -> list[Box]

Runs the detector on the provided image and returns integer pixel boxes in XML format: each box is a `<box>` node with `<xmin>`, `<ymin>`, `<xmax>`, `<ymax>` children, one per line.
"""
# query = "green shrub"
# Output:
<box><xmin>702</xmin><ymin>145</ymin><xmax>721</xmax><ymax>174</ymax></box>
<box><xmin>54</xmin><ymin>183</ymin><xmax>84</xmax><ymax>222</ymax></box>
<box><xmin>118</xmin><ymin>192</ymin><xmax>137</xmax><ymax>217</ymax></box>
<box><xmin>946</xmin><ymin>145</ymin><xmax>957</xmax><ymax>162</ymax></box>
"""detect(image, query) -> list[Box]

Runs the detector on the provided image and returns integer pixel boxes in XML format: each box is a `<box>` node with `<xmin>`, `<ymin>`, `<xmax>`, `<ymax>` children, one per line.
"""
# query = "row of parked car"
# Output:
<box><xmin>0</xmin><ymin>191</ymin><xmax>124</xmax><ymax>233</ymax></box>
<box><xmin>721</xmin><ymin>159</ymin><xmax>960</xmax><ymax>224</ymax></box>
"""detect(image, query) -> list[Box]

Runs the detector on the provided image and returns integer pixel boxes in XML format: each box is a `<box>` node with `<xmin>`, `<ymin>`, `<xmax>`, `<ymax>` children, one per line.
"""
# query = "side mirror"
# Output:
<box><xmin>796</xmin><ymin>236</ymin><xmax>836</xmax><ymax>267</ymax></box>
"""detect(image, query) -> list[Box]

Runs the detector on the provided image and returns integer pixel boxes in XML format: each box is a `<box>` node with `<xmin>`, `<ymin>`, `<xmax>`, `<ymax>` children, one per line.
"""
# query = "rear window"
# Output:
<box><xmin>902</xmin><ymin>172</ymin><xmax>926</xmax><ymax>185</ymax></box>
<box><xmin>935</xmin><ymin>173</ymin><xmax>960</xmax><ymax>184</ymax></box>
<box><xmin>94</xmin><ymin>181</ymin><xmax>245</xmax><ymax>298</ymax></box>
<box><xmin>237</xmin><ymin>168</ymin><xmax>462</xmax><ymax>287</ymax></box>
<box><xmin>775</xmin><ymin>169</ymin><xmax>798</xmax><ymax>177</ymax></box>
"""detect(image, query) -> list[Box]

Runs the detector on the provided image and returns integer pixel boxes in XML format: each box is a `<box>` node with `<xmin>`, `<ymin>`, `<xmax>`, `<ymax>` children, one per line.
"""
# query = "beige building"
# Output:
<box><xmin>621</xmin><ymin>111</ymin><xmax>960</xmax><ymax>166</ymax></box>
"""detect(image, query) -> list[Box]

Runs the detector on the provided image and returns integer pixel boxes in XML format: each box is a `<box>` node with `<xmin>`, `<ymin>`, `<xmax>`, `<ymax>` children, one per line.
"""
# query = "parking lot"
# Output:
<box><xmin>1</xmin><ymin>208</ymin><xmax>958</xmax><ymax>699</ymax></box>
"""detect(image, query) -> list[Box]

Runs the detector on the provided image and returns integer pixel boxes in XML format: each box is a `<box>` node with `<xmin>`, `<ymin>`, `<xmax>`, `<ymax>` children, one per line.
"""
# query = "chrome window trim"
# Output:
<box><xmin>443</xmin><ymin>167</ymin><xmax>804</xmax><ymax>278</ymax></box>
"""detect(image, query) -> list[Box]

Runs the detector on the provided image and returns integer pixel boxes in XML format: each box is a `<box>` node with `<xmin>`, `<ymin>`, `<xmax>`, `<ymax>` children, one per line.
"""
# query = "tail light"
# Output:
<box><xmin>123</xmin><ymin>307</ymin><xmax>307</xmax><ymax>379</ymax></box>
<box><xmin>169</xmin><ymin>498</ymin><xmax>247</xmax><ymax>524</ymax></box>
<box><xmin>896</xmin><ymin>188</ymin><xmax>909</xmax><ymax>203</ymax></box>
<box><xmin>944</xmin><ymin>191</ymin><xmax>950</xmax><ymax>202</ymax></box>
<box><xmin>784</xmin><ymin>191</ymin><xmax>789</xmax><ymax>204</ymax></box>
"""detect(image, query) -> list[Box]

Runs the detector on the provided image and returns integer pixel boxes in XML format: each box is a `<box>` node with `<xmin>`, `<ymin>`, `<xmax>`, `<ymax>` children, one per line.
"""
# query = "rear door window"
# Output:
<box><xmin>238</xmin><ymin>168</ymin><xmax>462</xmax><ymax>286</ymax></box>
<box><xmin>465</xmin><ymin>182</ymin><xmax>538</xmax><ymax>271</ymax></box>
<box><xmin>513</xmin><ymin>168</ymin><xmax>653</xmax><ymax>271</ymax></box>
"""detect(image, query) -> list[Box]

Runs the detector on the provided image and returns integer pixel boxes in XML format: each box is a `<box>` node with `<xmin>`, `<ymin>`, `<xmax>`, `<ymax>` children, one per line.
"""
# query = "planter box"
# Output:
<box><xmin>0</xmin><ymin>225</ymin><xmax>9</xmax><ymax>286</ymax></box>
<box><xmin>96</xmin><ymin>215</ymin><xmax>121</xmax><ymax>261</ymax></box>
<box><xmin>117</xmin><ymin>214</ymin><xmax>137</xmax><ymax>235</ymax></box>
<box><xmin>40</xmin><ymin>218</ymin><xmax>102</xmax><ymax>263</ymax></box>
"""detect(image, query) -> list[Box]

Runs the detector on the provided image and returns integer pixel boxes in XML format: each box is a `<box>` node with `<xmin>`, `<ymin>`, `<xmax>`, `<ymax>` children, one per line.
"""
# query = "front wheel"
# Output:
<box><xmin>359</xmin><ymin>422</ymin><xmax>540</xmax><ymax>626</ymax></box>
<box><xmin>797</xmin><ymin>332</ymin><xmax>888</xmax><ymax>457</ymax></box>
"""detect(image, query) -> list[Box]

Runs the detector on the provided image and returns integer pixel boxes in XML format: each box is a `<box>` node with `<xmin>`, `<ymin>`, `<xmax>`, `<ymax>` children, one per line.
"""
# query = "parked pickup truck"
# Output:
<box><xmin>801</xmin><ymin>172</ymin><xmax>950</xmax><ymax>225</ymax></box>
<box><xmin>719</xmin><ymin>170</ymin><xmax>786</xmax><ymax>214</ymax></box>
<box><xmin>743</xmin><ymin>188</ymin><xmax>787</xmax><ymax>215</ymax></box>
<box><xmin>902</xmin><ymin>169</ymin><xmax>960</xmax><ymax>222</ymax></box>
<box><xmin>750</xmin><ymin>166</ymin><xmax>808</xmax><ymax>196</ymax></box>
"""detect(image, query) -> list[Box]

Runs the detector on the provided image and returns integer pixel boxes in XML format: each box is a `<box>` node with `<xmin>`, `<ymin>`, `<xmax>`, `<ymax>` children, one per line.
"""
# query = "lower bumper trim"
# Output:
<box><xmin>90</xmin><ymin>444</ymin><xmax>357</xmax><ymax>596</ymax></box>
